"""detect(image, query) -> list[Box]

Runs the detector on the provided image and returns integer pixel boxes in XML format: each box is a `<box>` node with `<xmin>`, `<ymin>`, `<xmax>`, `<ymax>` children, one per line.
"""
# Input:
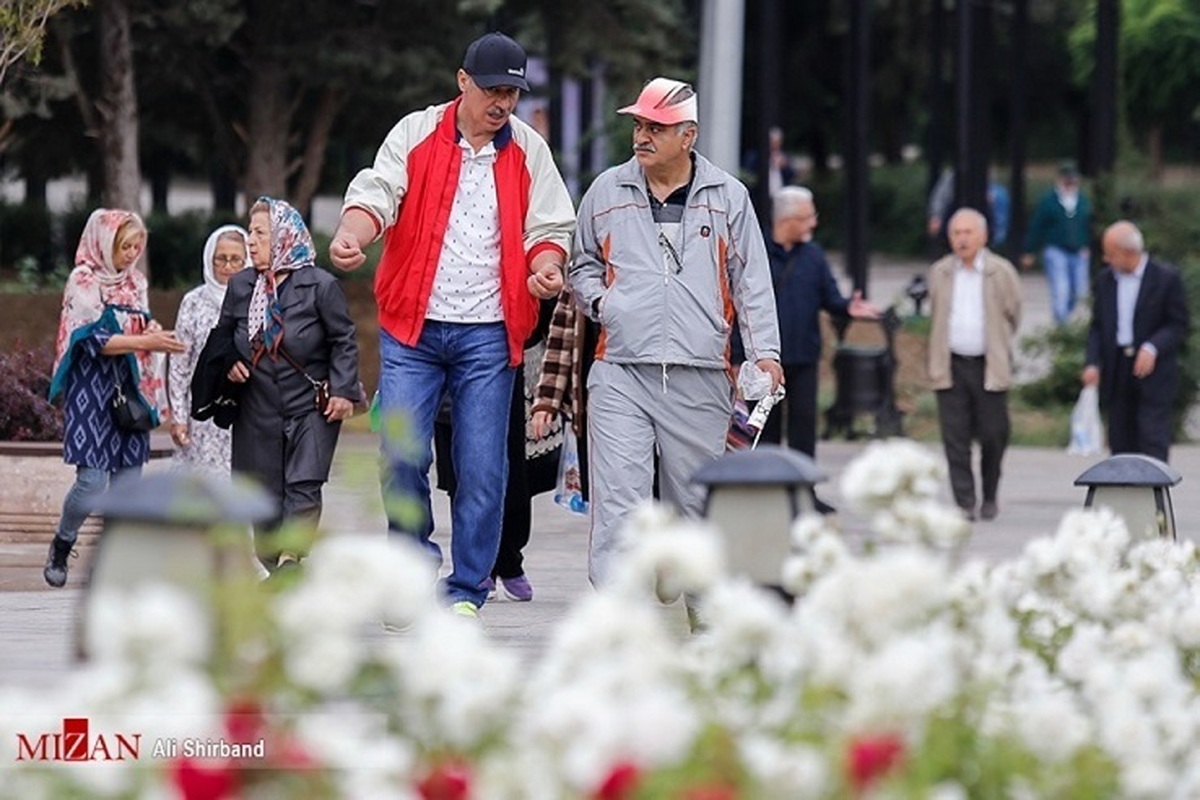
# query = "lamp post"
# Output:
<box><xmin>692</xmin><ymin>445</ymin><xmax>827</xmax><ymax>591</ymax></box>
<box><xmin>78</xmin><ymin>470</ymin><xmax>276</xmax><ymax>659</ymax></box>
<box><xmin>1074</xmin><ymin>454</ymin><xmax>1181</xmax><ymax>540</ymax></box>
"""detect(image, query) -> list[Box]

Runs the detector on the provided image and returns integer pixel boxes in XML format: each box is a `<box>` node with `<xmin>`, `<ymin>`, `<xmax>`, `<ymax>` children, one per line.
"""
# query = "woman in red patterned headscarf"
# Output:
<box><xmin>44</xmin><ymin>209</ymin><xmax>186</xmax><ymax>588</ymax></box>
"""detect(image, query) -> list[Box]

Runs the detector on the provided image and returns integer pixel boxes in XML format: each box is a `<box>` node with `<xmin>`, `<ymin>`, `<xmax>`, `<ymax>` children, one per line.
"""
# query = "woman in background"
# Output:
<box><xmin>45</xmin><ymin>209</ymin><xmax>185</xmax><ymax>588</ymax></box>
<box><xmin>168</xmin><ymin>225</ymin><xmax>250</xmax><ymax>474</ymax></box>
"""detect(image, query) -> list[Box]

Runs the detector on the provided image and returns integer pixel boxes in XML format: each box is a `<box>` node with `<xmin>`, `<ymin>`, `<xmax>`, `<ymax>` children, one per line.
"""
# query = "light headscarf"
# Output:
<box><xmin>247</xmin><ymin>197</ymin><xmax>316</xmax><ymax>363</ymax></box>
<box><xmin>51</xmin><ymin>208</ymin><xmax>168</xmax><ymax>419</ymax></box>
<box><xmin>201</xmin><ymin>224</ymin><xmax>250</xmax><ymax>306</ymax></box>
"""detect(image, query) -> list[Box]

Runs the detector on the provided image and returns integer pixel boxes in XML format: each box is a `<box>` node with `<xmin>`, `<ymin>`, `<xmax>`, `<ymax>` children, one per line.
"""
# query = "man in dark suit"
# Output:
<box><xmin>1083</xmin><ymin>220</ymin><xmax>1190</xmax><ymax>462</ymax></box>
<box><xmin>756</xmin><ymin>186</ymin><xmax>880</xmax><ymax>460</ymax></box>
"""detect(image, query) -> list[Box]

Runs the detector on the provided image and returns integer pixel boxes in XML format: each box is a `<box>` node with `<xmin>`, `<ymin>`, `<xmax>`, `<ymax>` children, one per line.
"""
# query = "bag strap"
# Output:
<box><xmin>273</xmin><ymin>345</ymin><xmax>323</xmax><ymax>390</ymax></box>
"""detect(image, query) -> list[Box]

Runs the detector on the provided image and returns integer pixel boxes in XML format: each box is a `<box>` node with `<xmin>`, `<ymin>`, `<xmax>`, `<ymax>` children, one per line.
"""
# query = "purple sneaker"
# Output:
<box><xmin>480</xmin><ymin>576</ymin><xmax>497</xmax><ymax>598</ymax></box>
<box><xmin>500</xmin><ymin>574</ymin><xmax>533</xmax><ymax>602</ymax></box>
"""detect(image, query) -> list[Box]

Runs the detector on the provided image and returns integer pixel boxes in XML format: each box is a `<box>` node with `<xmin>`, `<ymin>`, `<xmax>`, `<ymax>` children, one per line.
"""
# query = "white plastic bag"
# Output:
<box><xmin>554</xmin><ymin>428</ymin><xmax>588</xmax><ymax>514</ymax></box>
<box><xmin>737</xmin><ymin>360</ymin><xmax>774</xmax><ymax>402</ymax></box>
<box><xmin>1067</xmin><ymin>385</ymin><xmax>1104</xmax><ymax>456</ymax></box>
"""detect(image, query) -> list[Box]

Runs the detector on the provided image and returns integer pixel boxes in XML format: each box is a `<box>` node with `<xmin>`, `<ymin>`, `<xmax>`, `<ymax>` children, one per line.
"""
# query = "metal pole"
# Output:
<box><xmin>1091</xmin><ymin>0</ymin><xmax>1118</xmax><ymax>176</ymax></box>
<box><xmin>953</xmin><ymin>0</ymin><xmax>987</xmax><ymax>216</ymax></box>
<box><xmin>845</xmin><ymin>0</ymin><xmax>871</xmax><ymax>295</ymax></box>
<box><xmin>698</xmin><ymin>0</ymin><xmax>746</xmax><ymax>174</ymax></box>
<box><xmin>753</xmin><ymin>0</ymin><xmax>782</xmax><ymax>231</ymax></box>
<box><xmin>1009</xmin><ymin>0</ymin><xmax>1029</xmax><ymax>260</ymax></box>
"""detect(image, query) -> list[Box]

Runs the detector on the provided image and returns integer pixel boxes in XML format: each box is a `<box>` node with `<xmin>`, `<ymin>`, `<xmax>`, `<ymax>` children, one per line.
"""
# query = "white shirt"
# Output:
<box><xmin>1115</xmin><ymin>254</ymin><xmax>1148</xmax><ymax>348</ymax></box>
<box><xmin>948</xmin><ymin>253</ymin><xmax>986</xmax><ymax>357</ymax></box>
<box><xmin>426</xmin><ymin>137</ymin><xmax>504</xmax><ymax>323</ymax></box>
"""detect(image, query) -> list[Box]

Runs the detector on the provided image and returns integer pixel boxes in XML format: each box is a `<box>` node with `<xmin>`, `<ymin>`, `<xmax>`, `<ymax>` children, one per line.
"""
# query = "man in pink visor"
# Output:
<box><xmin>567</xmin><ymin>77</ymin><xmax>783</xmax><ymax>588</ymax></box>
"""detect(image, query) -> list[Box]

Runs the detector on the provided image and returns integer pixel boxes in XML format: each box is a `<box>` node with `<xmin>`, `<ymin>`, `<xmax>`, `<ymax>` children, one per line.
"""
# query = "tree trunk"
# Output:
<box><xmin>96</xmin><ymin>0</ymin><xmax>141</xmax><ymax>213</ymax></box>
<box><xmin>243</xmin><ymin>60</ymin><xmax>291</xmax><ymax>202</ymax></box>
<box><xmin>1147</xmin><ymin>125</ymin><xmax>1164</xmax><ymax>181</ymax></box>
<box><xmin>290</xmin><ymin>87</ymin><xmax>343</xmax><ymax>220</ymax></box>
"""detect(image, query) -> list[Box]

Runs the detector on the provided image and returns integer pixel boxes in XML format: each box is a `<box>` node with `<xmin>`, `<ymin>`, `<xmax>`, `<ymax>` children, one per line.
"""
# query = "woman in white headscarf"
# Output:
<box><xmin>168</xmin><ymin>225</ymin><xmax>250</xmax><ymax>473</ymax></box>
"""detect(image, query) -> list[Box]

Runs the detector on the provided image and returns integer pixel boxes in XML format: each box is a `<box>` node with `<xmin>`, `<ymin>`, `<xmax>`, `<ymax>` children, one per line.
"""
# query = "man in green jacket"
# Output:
<box><xmin>1020</xmin><ymin>162</ymin><xmax>1091</xmax><ymax>325</ymax></box>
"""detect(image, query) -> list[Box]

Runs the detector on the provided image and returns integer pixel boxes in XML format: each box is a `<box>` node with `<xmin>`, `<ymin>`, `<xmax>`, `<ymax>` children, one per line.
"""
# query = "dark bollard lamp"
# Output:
<box><xmin>1074</xmin><ymin>453</ymin><xmax>1181</xmax><ymax>540</ymax></box>
<box><xmin>692</xmin><ymin>445</ymin><xmax>827</xmax><ymax>587</ymax></box>
<box><xmin>78</xmin><ymin>470</ymin><xmax>276</xmax><ymax>659</ymax></box>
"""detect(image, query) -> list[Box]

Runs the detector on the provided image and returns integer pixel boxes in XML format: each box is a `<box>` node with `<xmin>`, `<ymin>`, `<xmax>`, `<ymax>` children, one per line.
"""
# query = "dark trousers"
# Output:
<box><xmin>757</xmin><ymin>362</ymin><xmax>819</xmax><ymax>457</ymax></box>
<box><xmin>935</xmin><ymin>355</ymin><xmax>1010</xmax><ymax>510</ymax></box>
<box><xmin>1108</xmin><ymin>351</ymin><xmax>1172</xmax><ymax>462</ymax></box>
<box><xmin>435</xmin><ymin>374</ymin><xmax>531</xmax><ymax>579</ymax></box>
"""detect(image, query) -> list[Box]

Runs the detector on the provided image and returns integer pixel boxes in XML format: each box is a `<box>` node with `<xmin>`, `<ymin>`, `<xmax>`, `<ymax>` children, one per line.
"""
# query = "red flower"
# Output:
<box><xmin>171</xmin><ymin>757</ymin><xmax>238</xmax><ymax>800</ymax></box>
<box><xmin>416</xmin><ymin>760</ymin><xmax>472</xmax><ymax>800</ymax></box>
<box><xmin>224</xmin><ymin>697</ymin><xmax>266</xmax><ymax>744</ymax></box>
<box><xmin>592</xmin><ymin>761</ymin><xmax>641</xmax><ymax>800</ymax></box>
<box><xmin>846</xmin><ymin>733</ymin><xmax>906</xmax><ymax>792</ymax></box>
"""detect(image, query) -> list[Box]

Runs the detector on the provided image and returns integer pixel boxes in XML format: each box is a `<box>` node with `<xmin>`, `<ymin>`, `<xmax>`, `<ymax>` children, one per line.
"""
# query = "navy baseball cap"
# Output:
<box><xmin>462</xmin><ymin>32</ymin><xmax>529</xmax><ymax>91</ymax></box>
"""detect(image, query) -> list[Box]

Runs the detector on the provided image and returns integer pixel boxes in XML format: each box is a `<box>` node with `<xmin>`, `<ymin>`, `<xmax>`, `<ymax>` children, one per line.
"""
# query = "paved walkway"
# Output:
<box><xmin>3</xmin><ymin>432</ymin><xmax>1199</xmax><ymax>686</ymax></box>
<box><xmin>0</xmin><ymin>255</ymin><xmax>1145</xmax><ymax>686</ymax></box>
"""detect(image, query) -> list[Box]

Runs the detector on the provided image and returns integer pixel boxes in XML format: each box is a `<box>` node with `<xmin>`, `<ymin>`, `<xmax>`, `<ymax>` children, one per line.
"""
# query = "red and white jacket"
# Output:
<box><xmin>342</xmin><ymin>98</ymin><xmax>575</xmax><ymax>365</ymax></box>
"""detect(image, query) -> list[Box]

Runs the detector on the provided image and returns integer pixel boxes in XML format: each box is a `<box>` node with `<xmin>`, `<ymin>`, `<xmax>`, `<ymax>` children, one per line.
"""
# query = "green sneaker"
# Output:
<box><xmin>451</xmin><ymin>601</ymin><xmax>479</xmax><ymax>619</ymax></box>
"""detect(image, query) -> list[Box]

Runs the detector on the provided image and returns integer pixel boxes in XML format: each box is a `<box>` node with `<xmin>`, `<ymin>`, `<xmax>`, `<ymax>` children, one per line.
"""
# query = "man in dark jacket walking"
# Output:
<box><xmin>759</xmin><ymin>187</ymin><xmax>879</xmax><ymax>460</ymax></box>
<box><xmin>1083</xmin><ymin>220</ymin><xmax>1190</xmax><ymax>462</ymax></box>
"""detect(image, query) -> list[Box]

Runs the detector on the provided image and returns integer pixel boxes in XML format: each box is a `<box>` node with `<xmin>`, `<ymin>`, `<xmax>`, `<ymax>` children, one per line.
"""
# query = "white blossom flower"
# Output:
<box><xmin>86</xmin><ymin>584</ymin><xmax>210</xmax><ymax>670</ymax></box>
<box><xmin>839</xmin><ymin>438</ymin><xmax>945</xmax><ymax>511</ymax></box>
<box><xmin>739</xmin><ymin>735</ymin><xmax>830</xmax><ymax>799</ymax></box>
<box><xmin>609</xmin><ymin>503</ymin><xmax>725</xmax><ymax>602</ymax></box>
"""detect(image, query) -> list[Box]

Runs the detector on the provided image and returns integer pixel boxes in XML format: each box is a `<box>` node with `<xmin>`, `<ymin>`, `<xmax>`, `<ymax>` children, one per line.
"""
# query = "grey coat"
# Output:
<box><xmin>218</xmin><ymin>266</ymin><xmax>360</xmax><ymax>488</ymax></box>
<box><xmin>568</xmin><ymin>153</ymin><xmax>781</xmax><ymax>369</ymax></box>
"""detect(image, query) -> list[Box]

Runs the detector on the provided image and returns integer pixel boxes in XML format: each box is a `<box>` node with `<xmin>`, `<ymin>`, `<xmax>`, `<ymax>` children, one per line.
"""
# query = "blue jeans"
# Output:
<box><xmin>379</xmin><ymin>322</ymin><xmax>515</xmax><ymax>606</ymax></box>
<box><xmin>56</xmin><ymin>464</ymin><xmax>142</xmax><ymax>545</ymax></box>
<box><xmin>1043</xmin><ymin>246</ymin><xmax>1089</xmax><ymax>325</ymax></box>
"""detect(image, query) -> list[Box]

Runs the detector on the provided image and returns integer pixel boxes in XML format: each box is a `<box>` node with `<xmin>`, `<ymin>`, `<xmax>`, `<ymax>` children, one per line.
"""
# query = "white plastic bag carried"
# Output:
<box><xmin>1067</xmin><ymin>384</ymin><xmax>1104</xmax><ymax>456</ymax></box>
<box><xmin>554</xmin><ymin>426</ymin><xmax>588</xmax><ymax>514</ymax></box>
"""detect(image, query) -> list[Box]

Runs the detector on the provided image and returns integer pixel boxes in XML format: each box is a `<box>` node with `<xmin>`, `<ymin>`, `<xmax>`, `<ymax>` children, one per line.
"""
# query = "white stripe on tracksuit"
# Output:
<box><xmin>585</xmin><ymin>360</ymin><xmax>732</xmax><ymax>586</ymax></box>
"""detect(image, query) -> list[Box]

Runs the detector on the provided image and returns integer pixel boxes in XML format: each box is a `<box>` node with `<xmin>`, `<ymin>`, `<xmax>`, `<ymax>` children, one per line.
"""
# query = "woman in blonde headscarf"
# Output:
<box><xmin>168</xmin><ymin>224</ymin><xmax>250</xmax><ymax>473</ymax></box>
<box><xmin>44</xmin><ymin>209</ymin><xmax>186</xmax><ymax>588</ymax></box>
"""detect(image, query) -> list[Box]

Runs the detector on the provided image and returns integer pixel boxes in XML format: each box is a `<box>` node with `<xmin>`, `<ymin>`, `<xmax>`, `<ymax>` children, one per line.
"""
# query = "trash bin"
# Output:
<box><xmin>823</xmin><ymin>308</ymin><xmax>904</xmax><ymax>440</ymax></box>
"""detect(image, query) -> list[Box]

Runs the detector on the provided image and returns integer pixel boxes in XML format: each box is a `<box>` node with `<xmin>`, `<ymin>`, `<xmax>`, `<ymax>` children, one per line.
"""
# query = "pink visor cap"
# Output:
<box><xmin>617</xmin><ymin>78</ymin><xmax>698</xmax><ymax>126</ymax></box>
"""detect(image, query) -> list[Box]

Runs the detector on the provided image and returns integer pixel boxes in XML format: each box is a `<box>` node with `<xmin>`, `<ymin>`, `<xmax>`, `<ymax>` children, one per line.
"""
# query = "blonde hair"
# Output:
<box><xmin>113</xmin><ymin>216</ymin><xmax>147</xmax><ymax>260</ymax></box>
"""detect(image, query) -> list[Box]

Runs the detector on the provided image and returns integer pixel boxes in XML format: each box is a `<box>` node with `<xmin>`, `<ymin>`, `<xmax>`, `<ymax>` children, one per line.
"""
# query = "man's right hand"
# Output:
<box><xmin>329</xmin><ymin>230</ymin><xmax>367</xmax><ymax>271</ymax></box>
<box><xmin>1081</xmin><ymin>365</ymin><xmax>1100</xmax><ymax>387</ymax></box>
<box><xmin>1019</xmin><ymin>254</ymin><xmax>1036</xmax><ymax>271</ymax></box>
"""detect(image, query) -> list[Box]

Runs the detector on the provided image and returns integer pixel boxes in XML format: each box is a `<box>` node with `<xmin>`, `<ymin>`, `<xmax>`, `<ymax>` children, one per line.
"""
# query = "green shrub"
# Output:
<box><xmin>806</xmin><ymin>164</ymin><xmax>935</xmax><ymax>258</ymax></box>
<box><xmin>1017</xmin><ymin>321</ymin><xmax>1090</xmax><ymax>409</ymax></box>
<box><xmin>0</xmin><ymin>202</ymin><xmax>53</xmax><ymax>275</ymax></box>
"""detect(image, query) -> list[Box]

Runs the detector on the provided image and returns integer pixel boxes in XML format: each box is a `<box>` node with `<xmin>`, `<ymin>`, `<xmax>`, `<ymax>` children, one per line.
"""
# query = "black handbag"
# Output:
<box><xmin>111</xmin><ymin>368</ymin><xmax>155</xmax><ymax>432</ymax></box>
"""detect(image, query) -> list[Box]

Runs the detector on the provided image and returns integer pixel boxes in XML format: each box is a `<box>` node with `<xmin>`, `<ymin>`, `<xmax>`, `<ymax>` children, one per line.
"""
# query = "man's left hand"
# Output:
<box><xmin>1133</xmin><ymin>348</ymin><xmax>1157</xmax><ymax>379</ymax></box>
<box><xmin>527</xmin><ymin>263</ymin><xmax>564</xmax><ymax>299</ymax></box>
<box><xmin>324</xmin><ymin>396</ymin><xmax>355</xmax><ymax>422</ymax></box>
<box><xmin>756</xmin><ymin>359</ymin><xmax>785</xmax><ymax>393</ymax></box>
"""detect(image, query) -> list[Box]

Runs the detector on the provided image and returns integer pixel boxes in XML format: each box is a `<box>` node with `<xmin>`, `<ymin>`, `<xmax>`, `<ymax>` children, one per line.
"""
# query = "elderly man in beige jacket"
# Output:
<box><xmin>927</xmin><ymin>207</ymin><xmax>1022</xmax><ymax>521</ymax></box>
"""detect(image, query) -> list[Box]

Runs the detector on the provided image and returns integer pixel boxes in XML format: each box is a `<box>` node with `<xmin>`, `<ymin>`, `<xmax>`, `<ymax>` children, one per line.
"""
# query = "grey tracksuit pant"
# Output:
<box><xmin>586</xmin><ymin>360</ymin><xmax>732</xmax><ymax>586</ymax></box>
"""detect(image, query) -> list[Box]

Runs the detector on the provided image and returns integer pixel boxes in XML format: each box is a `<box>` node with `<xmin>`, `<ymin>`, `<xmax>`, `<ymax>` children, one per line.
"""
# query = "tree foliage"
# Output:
<box><xmin>1069</xmin><ymin>0</ymin><xmax>1200</xmax><ymax>173</ymax></box>
<box><xmin>0</xmin><ymin>0</ymin><xmax>87</xmax><ymax>88</ymax></box>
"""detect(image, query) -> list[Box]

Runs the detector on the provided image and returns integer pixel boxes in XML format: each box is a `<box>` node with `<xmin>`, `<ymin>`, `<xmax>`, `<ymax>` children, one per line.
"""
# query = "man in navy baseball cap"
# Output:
<box><xmin>462</xmin><ymin>32</ymin><xmax>530</xmax><ymax>91</ymax></box>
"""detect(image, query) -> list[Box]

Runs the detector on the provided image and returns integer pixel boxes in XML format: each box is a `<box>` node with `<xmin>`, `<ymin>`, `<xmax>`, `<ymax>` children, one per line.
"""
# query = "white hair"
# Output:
<box><xmin>1111</xmin><ymin>223</ymin><xmax>1144</xmax><ymax>253</ymax></box>
<box><xmin>948</xmin><ymin>206</ymin><xmax>989</xmax><ymax>234</ymax></box>
<box><xmin>773</xmin><ymin>186</ymin><xmax>814</xmax><ymax>223</ymax></box>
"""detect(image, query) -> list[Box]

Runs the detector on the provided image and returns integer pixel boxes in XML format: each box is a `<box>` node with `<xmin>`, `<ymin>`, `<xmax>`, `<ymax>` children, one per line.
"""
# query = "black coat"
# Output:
<box><xmin>1086</xmin><ymin>257</ymin><xmax>1189</xmax><ymax>410</ymax></box>
<box><xmin>218</xmin><ymin>266</ymin><xmax>360</xmax><ymax>487</ymax></box>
